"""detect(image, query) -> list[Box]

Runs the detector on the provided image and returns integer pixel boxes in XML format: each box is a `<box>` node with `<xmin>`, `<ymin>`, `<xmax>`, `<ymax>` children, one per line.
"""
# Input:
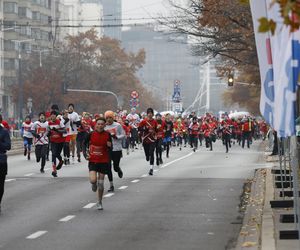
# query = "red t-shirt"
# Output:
<box><xmin>122</xmin><ymin>124</ymin><xmax>131</xmax><ymax>137</ymax></box>
<box><xmin>138</xmin><ymin>118</ymin><xmax>157</xmax><ymax>144</ymax></box>
<box><xmin>190</xmin><ymin>123</ymin><xmax>200</xmax><ymax>136</ymax></box>
<box><xmin>156</xmin><ymin>120</ymin><xmax>165</xmax><ymax>139</ymax></box>
<box><xmin>88</xmin><ymin>131</ymin><xmax>112</xmax><ymax>163</ymax></box>
<box><xmin>48</xmin><ymin>119</ymin><xmax>65</xmax><ymax>143</ymax></box>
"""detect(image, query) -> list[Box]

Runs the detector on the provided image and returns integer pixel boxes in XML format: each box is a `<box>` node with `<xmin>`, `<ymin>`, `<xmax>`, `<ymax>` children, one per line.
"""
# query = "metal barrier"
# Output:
<box><xmin>271</xmin><ymin>136</ymin><xmax>300</xmax><ymax>240</ymax></box>
<box><xmin>10</xmin><ymin>129</ymin><xmax>21</xmax><ymax>139</ymax></box>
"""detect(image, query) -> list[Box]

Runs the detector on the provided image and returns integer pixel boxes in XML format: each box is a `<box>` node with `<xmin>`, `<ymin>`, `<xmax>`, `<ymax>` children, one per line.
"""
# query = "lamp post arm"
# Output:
<box><xmin>66</xmin><ymin>89</ymin><xmax>121</xmax><ymax>109</ymax></box>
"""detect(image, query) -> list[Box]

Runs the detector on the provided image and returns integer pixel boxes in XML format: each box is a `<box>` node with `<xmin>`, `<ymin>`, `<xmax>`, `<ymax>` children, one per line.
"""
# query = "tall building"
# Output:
<box><xmin>80</xmin><ymin>0</ymin><xmax>103</xmax><ymax>36</ymax></box>
<box><xmin>2</xmin><ymin>0</ymin><xmax>58</xmax><ymax>119</ymax></box>
<box><xmin>101</xmin><ymin>0</ymin><xmax>121</xmax><ymax>40</ymax></box>
<box><xmin>60</xmin><ymin>0</ymin><xmax>82</xmax><ymax>37</ymax></box>
<box><xmin>122</xmin><ymin>26</ymin><xmax>200</xmax><ymax>111</ymax></box>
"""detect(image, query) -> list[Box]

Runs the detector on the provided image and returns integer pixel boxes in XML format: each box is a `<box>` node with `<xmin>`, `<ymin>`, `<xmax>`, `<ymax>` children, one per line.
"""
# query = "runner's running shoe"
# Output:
<box><xmin>96</xmin><ymin>201</ymin><xmax>103</xmax><ymax>210</ymax></box>
<box><xmin>56</xmin><ymin>160</ymin><xmax>64</xmax><ymax>170</ymax></box>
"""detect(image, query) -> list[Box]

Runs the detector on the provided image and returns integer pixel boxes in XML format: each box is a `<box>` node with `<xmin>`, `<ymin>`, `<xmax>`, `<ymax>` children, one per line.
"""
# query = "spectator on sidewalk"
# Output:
<box><xmin>0</xmin><ymin>114</ymin><xmax>11</xmax><ymax>214</ymax></box>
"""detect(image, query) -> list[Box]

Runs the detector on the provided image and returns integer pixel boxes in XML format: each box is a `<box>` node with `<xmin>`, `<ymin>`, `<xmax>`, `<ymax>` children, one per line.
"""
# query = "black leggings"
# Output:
<box><xmin>0</xmin><ymin>163</ymin><xmax>7</xmax><ymax>204</ymax></box>
<box><xmin>163</xmin><ymin>141</ymin><xmax>171</xmax><ymax>157</ymax></box>
<box><xmin>130</xmin><ymin>128</ymin><xmax>139</xmax><ymax>148</ymax></box>
<box><xmin>35</xmin><ymin>144</ymin><xmax>48</xmax><ymax>170</ymax></box>
<box><xmin>107</xmin><ymin>151</ymin><xmax>122</xmax><ymax>182</ymax></box>
<box><xmin>63</xmin><ymin>142</ymin><xmax>70</xmax><ymax>158</ymax></box>
<box><xmin>190</xmin><ymin>135</ymin><xmax>198</xmax><ymax>149</ymax></box>
<box><xmin>143</xmin><ymin>142</ymin><xmax>155</xmax><ymax>165</ymax></box>
<box><xmin>156</xmin><ymin>139</ymin><xmax>163</xmax><ymax>160</ymax></box>
<box><xmin>76</xmin><ymin>132</ymin><xmax>88</xmax><ymax>158</ymax></box>
<box><xmin>205</xmin><ymin>137</ymin><xmax>213</xmax><ymax>150</ymax></box>
<box><xmin>51</xmin><ymin>142</ymin><xmax>64</xmax><ymax>165</ymax></box>
<box><xmin>224</xmin><ymin>134</ymin><xmax>231</xmax><ymax>152</ymax></box>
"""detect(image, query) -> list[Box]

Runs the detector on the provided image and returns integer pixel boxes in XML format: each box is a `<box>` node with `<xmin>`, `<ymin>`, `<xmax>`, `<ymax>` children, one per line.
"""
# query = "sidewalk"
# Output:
<box><xmin>235</xmin><ymin>146</ymin><xmax>300</xmax><ymax>249</ymax></box>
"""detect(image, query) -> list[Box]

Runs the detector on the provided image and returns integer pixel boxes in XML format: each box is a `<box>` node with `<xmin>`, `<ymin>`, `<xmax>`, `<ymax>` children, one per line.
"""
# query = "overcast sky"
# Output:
<box><xmin>122</xmin><ymin>0</ymin><xmax>168</xmax><ymax>21</ymax></box>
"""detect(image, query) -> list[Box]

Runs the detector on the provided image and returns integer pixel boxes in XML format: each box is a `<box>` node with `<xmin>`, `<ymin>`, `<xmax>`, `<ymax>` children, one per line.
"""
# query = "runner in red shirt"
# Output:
<box><xmin>48</xmin><ymin>111</ymin><xmax>66</xmax><ymax>177</ymax></box>
<box><xmin>155</xmin><ymin>113</ymin><xmax>165</xmax><ymax>166</ymax></box>
<box><xmin>189</xmin><ymin>117</ymin><xmax>200</xmax><ymax>152</ymax></box>
<box><xmin>84</xmin><ymin>117</ymin><xmax>112</xmax><ymax>210</ymax></box>
<box><xmin>138</xmin><ymin>108</ymin><xmax>157</xmax><ymax>175</ymax></box>
<box><xmin>122</xmin><ymin>119</ymin><xmax>131</xmax><ymax>155</ymax></box>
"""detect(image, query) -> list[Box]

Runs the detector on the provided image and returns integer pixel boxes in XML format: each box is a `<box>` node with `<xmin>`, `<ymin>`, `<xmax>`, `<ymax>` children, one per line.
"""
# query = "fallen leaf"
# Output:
<box><xmin>242</xmin><ymin>241</ymin><xmax>257</xmax><ymax>247</ymax></box>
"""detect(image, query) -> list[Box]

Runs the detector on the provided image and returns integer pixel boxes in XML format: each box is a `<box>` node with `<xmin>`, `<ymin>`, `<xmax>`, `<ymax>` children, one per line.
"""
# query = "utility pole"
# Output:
<box><xmin>12</xmin><ymin>39</ymin><xmax>34</xmax><ymax>121</ymax></box>
<box><xmin>206</xmin><ymin>61</ymin><xmax>210</xmax><ymax>112</ymax></box>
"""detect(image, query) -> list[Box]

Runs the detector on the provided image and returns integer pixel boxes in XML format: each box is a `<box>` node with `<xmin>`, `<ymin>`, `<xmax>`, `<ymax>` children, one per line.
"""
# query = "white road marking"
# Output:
<box><xmin>44</xmin><ymin>168</ymin><xmax>50</xmax><ymax>171</ymax></box>
<box><xmin>26</xmin><ymin>231</ymin><xmax>47</xmax><ymax>239</ymax></box>
<box><xmin>207</xmin><ymin>232</ymin><xmax>215</xmax><ymax>235</ymax></box>
<box><xmin>83</xmin><ymin>203</ymin><xmax>96</xmax><ymax>209</ymax></box>
<box><xmin>154</xmin><ymin>169</ymin><xmax>159</xmax><ymax>172</ymax></box>
<box><xmin>163</xmin><ymin>152</ymin><xmax>194</xmax><ymax>167</ymax></box>
<box><xmin>131</xmin><ymin>179</ymin><xmax>140</xmax><ymax>183</ymax></box>
<box><xmin>141</xmin><ymin>174</ymin><xmax>148</xmax><ymax>178</ymax></box>
<box><xmin>5</xmin><ymin>179</ymin><xmax>16</xmax><ymax>182</ymax></box>
<box><xmin>24</xmin><ymin>173</ymin><xmax>34</xmax><ymax>177</ymax></box>
<box><xmin>59</xmin><ymin>215</ymin><xmax>75</xmax><ymax>222</ymax></box>
<box><xmin>118</xmin><ymin>186</ymin><xmax>128</xmax><ymax>190</ymax></box>
<box><xmin>103</xmin><ymin>193</ymin><xmax>115</xmax><ymax>198</ymax></box>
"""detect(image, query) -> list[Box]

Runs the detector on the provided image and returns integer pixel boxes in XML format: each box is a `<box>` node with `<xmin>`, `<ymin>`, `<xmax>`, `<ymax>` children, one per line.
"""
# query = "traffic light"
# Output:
<box><xmin>228</xmin><ymin>75</ymin><xmax>234</xmax><ymax>86</ymax></box>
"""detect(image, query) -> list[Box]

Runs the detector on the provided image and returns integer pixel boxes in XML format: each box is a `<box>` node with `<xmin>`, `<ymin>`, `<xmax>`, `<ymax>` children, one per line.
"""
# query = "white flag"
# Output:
<box><xmin>267</xmin><ymin>1</ymin><xmax>299</xmax><ymax>137</ymax></box>
<box><xmin>249</xmin><ymin>0</ymin><xmax>274</xmax><ymax>127</ymax></box>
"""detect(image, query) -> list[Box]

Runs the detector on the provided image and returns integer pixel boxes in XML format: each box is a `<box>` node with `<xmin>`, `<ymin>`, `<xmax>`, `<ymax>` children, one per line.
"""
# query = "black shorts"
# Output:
<box><xmin>88</xmin><ymin>162</ymin><xmax>111</xmax><ymax>175</ymax></box>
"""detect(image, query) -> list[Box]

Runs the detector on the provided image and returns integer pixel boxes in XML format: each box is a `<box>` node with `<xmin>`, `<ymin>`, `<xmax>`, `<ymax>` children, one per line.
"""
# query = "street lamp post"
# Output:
<box><xmin>32</xmin><ymin>49</ymin><xmax>52</xmax><ymax>67</ymax></box>
<box><xmin>12</xmin><ymin>39</ymin><xmax>34</xmax><ymax>121</ymax></box>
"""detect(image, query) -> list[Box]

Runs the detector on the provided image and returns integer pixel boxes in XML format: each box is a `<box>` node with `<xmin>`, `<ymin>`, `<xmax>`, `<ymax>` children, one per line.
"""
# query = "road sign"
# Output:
<box><xmin>131</xmin><ymin>91</ymin><xmax>139</xmax><ymax>99</ymax></box>
<box><xmin>130</xmin><ymin>98</ymin><xmax>139</xmax><ymax>108</ymax></box>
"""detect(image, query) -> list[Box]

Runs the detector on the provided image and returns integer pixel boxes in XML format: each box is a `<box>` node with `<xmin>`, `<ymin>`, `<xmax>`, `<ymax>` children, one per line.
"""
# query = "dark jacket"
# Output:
<box><xmin>0</xmin><ymin>125</ymin><xmax>11</xmax><ymax>163</ymax></box>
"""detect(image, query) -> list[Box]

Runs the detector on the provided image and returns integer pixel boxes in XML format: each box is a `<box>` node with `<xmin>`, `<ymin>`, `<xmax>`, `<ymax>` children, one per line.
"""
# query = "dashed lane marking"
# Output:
<box><xmin>5</xmin><ymin>179</ymin><xmax>16</xmax><ymax>182</ymax></box>
<box><xmin>103</xmin><ymin>193</ymin><xmax>115</xmax><ymax>198</ymax></box>
<box><xmin>141</xmin><ymin>174</ymin><xmax>148</xmax><ymax>178</ymax></box>
<box><xmin>44</xmin><ymin>168</ymin><xmax>50</xmax><ymax>171</ymax></box>
<box><xmin>118</xmin><ymin>186</ymin><xmax>128</xmax><ymax>190</ymax></box>
<box><xmin>154</xmin><ymin>169</ymin><xmax>159</xmax><ymax>172</ymax></box>
<box><xmin>131</xmin><ymin>179</ymin><xmax>140</xmax><ymax>183</ymax></box>
<box><xmin>26</xmin><ymin>231</ymin><xmax>47</xmax><ymax>239</ymax></box>
<box><xmin>59</xmin><ymin>215</ymin><xmax>75</xmax><ymax>222</ymax></box>
<box><xmin>24</xmin><ymin>173</ymin><xmax>34</xmax><ymax>177</ymax></box>
<box><xmin>83</xmin><ymin>203</ymin><xmax>96</xmax><ymax>209</ymax></box>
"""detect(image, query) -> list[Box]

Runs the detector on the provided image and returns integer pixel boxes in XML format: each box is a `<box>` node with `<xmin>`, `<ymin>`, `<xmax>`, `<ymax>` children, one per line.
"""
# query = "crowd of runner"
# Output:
<box><xmin>0</xmin><ymin>104</ymin><xmax>269</xmax><ymax>211</ymax></box>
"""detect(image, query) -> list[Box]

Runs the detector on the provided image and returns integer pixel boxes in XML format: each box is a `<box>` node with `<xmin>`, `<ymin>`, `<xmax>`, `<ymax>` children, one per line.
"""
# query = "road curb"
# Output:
<box><xmin>235</xmin><ymin>169</ymin><xmax>266</xmax><ymax>250</ymax></box>
<box><xmin>261</xmin><ymin>168</ymin><xmax>276</xmax><ymax>250</ymax></box>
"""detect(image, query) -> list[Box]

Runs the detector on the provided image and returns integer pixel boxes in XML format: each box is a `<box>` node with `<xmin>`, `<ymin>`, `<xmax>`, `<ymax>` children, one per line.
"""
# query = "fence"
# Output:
<box><xmin>270</xmin><ymin>136</ymin><xmax>300</xmax><ymax>240</ymax></box>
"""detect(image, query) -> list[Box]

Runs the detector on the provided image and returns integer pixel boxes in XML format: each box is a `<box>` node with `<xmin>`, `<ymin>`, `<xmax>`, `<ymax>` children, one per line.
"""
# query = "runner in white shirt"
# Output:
<box><xmin>31</xmin><ymin>112</ymin><xmax>49</xmax><ymax>173</ymax></box>
<box><xmin>126</xmin><ymin>108</ymin><xmax>140</xmax><ymax>151</ymax></box>
<box><xmin>62</xmin><ymin>110</ymin><xmax>71</xmax><ymax>165</ymax></box>
<box><xmin>67</xmin><ymin>103</ymin><xmax>80</xmax><ymax>162</ymax></box>
<box><xmin>21</xmin><ymin>116</ymin><xmax>34</xmax><ymax>160</ymax></box>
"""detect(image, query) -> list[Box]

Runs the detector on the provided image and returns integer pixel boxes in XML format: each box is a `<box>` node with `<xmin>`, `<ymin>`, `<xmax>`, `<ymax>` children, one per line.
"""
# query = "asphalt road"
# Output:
<box><xmin>0</xmin><ymin>140</ymin><xmax>266</xmax><ymax>250</ymax></box>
